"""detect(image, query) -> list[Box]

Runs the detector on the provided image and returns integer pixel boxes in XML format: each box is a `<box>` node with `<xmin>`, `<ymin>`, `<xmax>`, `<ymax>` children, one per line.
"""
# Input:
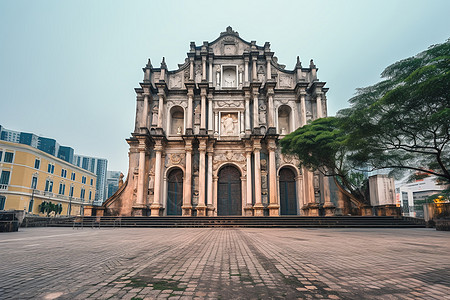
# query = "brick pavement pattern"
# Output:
<box><xmin>0</xmin><ymin>227</ymin><xmax>449</xmax><ymax>299</ymax></box>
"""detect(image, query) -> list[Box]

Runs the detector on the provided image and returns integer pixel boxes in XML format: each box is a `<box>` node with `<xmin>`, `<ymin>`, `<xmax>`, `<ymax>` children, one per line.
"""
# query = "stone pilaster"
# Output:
<box><xmin>185</xmin><ymin>84</ymin><xmax>194</xmax><ymax>135</ymax></box>
<box><xmin>197</xmin><ymin>139</ymin><xmax>207</xmax><ymax>216</ymax></box>
<box><xmin>182</xmin><ymin>138</ymin><xmax>193</xmax><ymax>216</ymax></box>
<box><xmin>267</xmin><ymin>139</ymin><xmax>280</xmax><ymax>216</ymax></box>
<box><xmin>244</xmin><ymin>142</ymin><xmax>253</xmax><ymax>216</ymax></box>
<box><xmin>244</xmin><ymin>88</ymin><xmax>251</xmax><ymax>134</ymax></box>
<box><xmin>207</xmin><ymin>142</ymin><xmax>214</xmax><ymax>216</ymax></box>
<box><xmin>150</xmin><ymin>139</ymin><xmax>164</xmax><ymax>216</ymax></box>
<box><xmin>133</xmin><ymin>138</ymin><xmax>149</xmax><ymax>216</ymax></box>
<box><xmin>253</xmin><ymin>139</ymin><xmax>264</xmax><ymax>216</ymax></box>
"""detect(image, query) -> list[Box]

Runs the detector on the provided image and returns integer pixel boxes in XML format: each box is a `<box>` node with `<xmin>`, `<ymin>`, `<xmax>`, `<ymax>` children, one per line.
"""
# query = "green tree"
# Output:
<box><xmin>341</xmin><ymin>39</ymin><xmax>450</xmax><ymax>181</ymax></box>
<box><xmin>280</xmin><ymin>117</ymin><xmax>369</xmax><ymax>205</ymax></box>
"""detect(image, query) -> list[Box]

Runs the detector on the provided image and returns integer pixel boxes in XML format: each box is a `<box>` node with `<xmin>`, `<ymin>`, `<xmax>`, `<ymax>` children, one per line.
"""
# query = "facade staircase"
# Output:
<box><xmin>34</xmin><ymin>216</ymin><xmax>426</xmax><ymax>228</ymax></box>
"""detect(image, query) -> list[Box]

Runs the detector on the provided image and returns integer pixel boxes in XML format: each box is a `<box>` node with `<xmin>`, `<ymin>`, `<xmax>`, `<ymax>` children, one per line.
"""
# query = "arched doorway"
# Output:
<box><xmin>167</xmin><ymin>168</ymin><xmax>183</xmax><ymax>216</ymax></box>
<box><xmin>279</xmin><ymin>168</ymin><xmax>297</xmax><ymax>215</ymax></box>
<box><xmin>217</xmin><ymin>165</ymin><xmax>242</xmax><ymax>216</ymax></box>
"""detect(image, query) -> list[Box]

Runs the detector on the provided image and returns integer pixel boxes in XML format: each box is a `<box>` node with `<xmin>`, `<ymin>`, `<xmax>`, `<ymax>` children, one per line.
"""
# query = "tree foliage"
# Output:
<box><xmin>281</xmin><ymin>39</ymin><xmax>450</xmax><ymax>204</ymax></box>
<box><xmin>280</xmin><ymin>117</ymin><xmax>369</xmax><ymax>205</ymax></box>
<box><xmin>38</xmin><ymin>201</ymin><xmax>63</xmax><ymax>217</ymax></box>
<box><xmin>340</xmin><ymin>39</ymin><xmax>450</xmax><ymax>181</ymax></box>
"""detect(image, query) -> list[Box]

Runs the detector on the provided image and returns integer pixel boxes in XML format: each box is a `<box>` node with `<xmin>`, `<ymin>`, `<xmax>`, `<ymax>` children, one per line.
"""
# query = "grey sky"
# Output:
<box><xmin>1</xmin><ymin>0</ymin><xmax>449</xmax><ymax>175</ymax></box>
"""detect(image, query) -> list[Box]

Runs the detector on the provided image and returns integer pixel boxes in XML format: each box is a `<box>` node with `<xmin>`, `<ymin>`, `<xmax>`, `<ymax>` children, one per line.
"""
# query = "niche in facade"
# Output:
<box><xmin>278</xmin><ymin>105</ymin><xmax>292</xmax><ymax>135</ymax></box>
<box><xmin>222</xmin><ymin>66</ymin><xmax>238</xmax><ymax>88</ymax></box>
<box><xmin>170</xmin><ymin>106</ymin><xmax>184</xmax><ymax>135</ymax></box>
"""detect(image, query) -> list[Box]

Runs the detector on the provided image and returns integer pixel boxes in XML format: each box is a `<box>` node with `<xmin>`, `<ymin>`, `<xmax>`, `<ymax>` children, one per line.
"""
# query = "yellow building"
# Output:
<box><xmin>0</xmin><ymin>140</ymin><xmax>96</xmax><ymax>216</ymax></box>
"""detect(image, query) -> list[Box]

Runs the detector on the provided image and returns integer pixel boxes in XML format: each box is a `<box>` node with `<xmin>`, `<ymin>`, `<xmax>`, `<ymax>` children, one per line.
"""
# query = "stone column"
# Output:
<box><xmin>142</xmin><ymin>94</ymin><xmax>149</xmax><ymax>128</ymax></box>
<box><xmin>157</xmin><ymin>93</ymin><xmax>164</xmax><ymax>128</ymax></box>
<box><xmin>187</xmin><ymin>89</ymin><xmax>194</xmax><ymax>130</ymax></box>
<box><xmin>316</xmin><ymin>92</ymin><xmax>323</xmax><ymax>119</ymax></box>
<box><xmin>150</xmin><ymin>141</ymin><xmax>163</xmax><ymax>216</ymax></box>
<box><xmin>135</xmin><ymin>140</ymin><xmax>147</xmax><ymax>216</ymax></box>
<box><xmin>267</xmin><ymin>90</ymin><xmax>274</xmax><ymax>128</ymax></box>
<box><xmin>303</xmin><ymin>168</ymin><xmax>317</xmax><ymax>216</ymax></box>
<box><xmin>267</xmin><ymin>139</ymin><xmax>279</xmax><ymax>216</ymax></box>
<box><xmin>208</xmin><ymin>57</ymin><xmax>213</xmax><ymax>84</ymax></box>
<box><xmin>214</xmin><ymin>112</ymin><xmax>219</xmax><ymax>135</ymax></box>
<box><xmin>253</xmin><ymin>90</ymin><xmax>259</xmax><ymax>129</ymax></box>
<box><xmin>322</xmin><ymin>175</ymin><xmax>335</xmax><ymax>216</ymax></box>
<box><xmin>208</xmin><ymin>92</ymin><xmax>213</xmax><ymax>133</ymax></box>
<box><xmin>212</xmin><ymin>175</ymin><xmax>218</xmax><ymax>216</ymax></box>
<box><xmin>207</xmin><ymin>148</ymin><xmax>213</xmax><ymax>216</ymax></box>
<box><xmin>300</xmin><ymin>91</ymin><xmax>307</xmax><ymax>126</ymax></box>
<box><xmin>244</xmin><ymin>56</ymin><xmax>249</xmax><ymax>83</ymax></box>
<box><xmin>244</xmin><ymin>144</ymin><xmax>253</xmax><ymax>216</ymax></box>
<box><xmin>245</xmin><ymin>90</ymin><xmax>251</xmax><ymax>134</ymax></box>
<box><xmin>200</xmin><ymin>90</ymin><xmax>206</xmax><ymax>130</ymax></box>
<box><xmin>197</xmin><ymin>139</ymin><xmax>207</xmax><ymax>216</ymax></box>
<box><xmin>266</xmin><ymin>56</ymin><xmax>272</xmax><ymax>80</ymax></box>
<box><xmin>189</xmin><ymin>57</ymin><xmax>194</xmax><ymax>80</ymax></box>
<box><xmin>202</xmin><ymin>56</ymin><xmax>207</xmax><ymax>81</ymax></box>
<box><xmin>240</xmin><ymin>112</ymin><xmax>244</xmax><ymax>135</ymax></box>
<box><xmin>296</xmin><ymin>175</ymin><xmax>303</xmax><ymax>215</ymax></box>
<box><xmin>182</xmin><ymin>140</ymin><xmax>193</xmax><ymax>216</ymax></box>
<box><xmin>253</xmin><ymin>139</ymin><xmax>264</xmax><ymax>216</ymax></box>
<box><xmin>252</xmin><ymin>56</ymin><xmax>257</xmax><ymax>82</ymax></box>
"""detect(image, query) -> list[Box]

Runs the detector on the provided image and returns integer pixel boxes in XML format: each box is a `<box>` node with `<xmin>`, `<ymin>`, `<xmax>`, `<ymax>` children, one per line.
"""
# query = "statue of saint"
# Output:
<box><xmin>222</xmin><ymin>114</ymin><xmax>236</xmax><ymax>135</ymax></box>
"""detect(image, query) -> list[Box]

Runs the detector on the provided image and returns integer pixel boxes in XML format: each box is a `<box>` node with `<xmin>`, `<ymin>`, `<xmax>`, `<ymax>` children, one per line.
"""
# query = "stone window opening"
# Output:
<box><xmin>221</xmin><ymin>65</ymin><xmax>238</xmax><ymax>88</ymax></box>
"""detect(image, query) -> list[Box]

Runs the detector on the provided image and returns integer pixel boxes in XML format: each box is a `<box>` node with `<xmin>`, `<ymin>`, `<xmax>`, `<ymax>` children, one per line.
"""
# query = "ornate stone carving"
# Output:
<box><xmin>279</xmin><ymin>75</ymin><xmax>293</xmax><ymax>88</ymax></box>
<box><xmin>169</xmin><ymin>74</ymin><xmax>182</xmax><ymax>89</ymax></box>
<box><xmin>215</xmin><ymin>100</ymin><xmax>242</xmax><ymax>108</ymax></box>
<box><xmin>213</xmin><ymin>151</ymin><xmax>246</xmax><ymax>171</ymax></box>
<box><xmin>167</xmin><ymin>100</ymin><xmax>187</xmax><ymax>109</ymax></box>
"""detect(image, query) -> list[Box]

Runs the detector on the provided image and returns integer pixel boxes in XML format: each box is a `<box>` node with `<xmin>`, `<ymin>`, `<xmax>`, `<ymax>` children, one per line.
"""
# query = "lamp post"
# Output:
<box><xmin>68</xmin><ymin>196</ymin><xmax>72</xmax><ymax>216</ymax></box>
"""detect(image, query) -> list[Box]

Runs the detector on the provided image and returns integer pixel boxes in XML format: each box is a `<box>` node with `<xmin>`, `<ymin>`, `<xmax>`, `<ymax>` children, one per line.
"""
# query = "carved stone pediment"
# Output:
<box><xmin>215</xmin><ymin>100</ymin><xmax>243</xmax><ymax>108</ymax></box>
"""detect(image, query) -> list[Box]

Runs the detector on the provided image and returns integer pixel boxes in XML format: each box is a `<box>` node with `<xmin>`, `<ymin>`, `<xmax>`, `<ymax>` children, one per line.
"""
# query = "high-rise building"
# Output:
<box><xmin>58</xmin><ymin>146</ymin><xmax>74</xmax><ymax>164</ymax></box>
<box><xmin>74</xmin><ymin>155</ymin><xmax>108</xmax><ymax>204</ymax></box>
<box><xmin>37</xmin><ymin>137</ymin><xmax>60</xmax><ymax>157</ymax></box>
<box><xmin>105</xmin><ymin>171</ymin><xmax>121</xmax><ymax>199</ymax></box>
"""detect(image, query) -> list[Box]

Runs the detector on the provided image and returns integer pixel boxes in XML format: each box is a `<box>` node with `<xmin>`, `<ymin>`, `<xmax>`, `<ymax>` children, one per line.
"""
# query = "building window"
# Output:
<box><xmin>0</xmin><ymin>171</ymin><xmax>11</xmax><ymax>186</ymax></box>
<box><xmin>47</xmin><ymin>164</ymin><xmax>55</xmax><ymax>174</ymax></box>
<box><xmin>4</xmin><ymin>152</ymin><xmax>14</xmax><ymax>163</ymax></box>
<box><xmin>71</xmin><ymin>172</ymin><xmax>75</xmax><ymax>181</ymax></box>
<box><xmin>90</xmin><ymin>178</ymin><xmax>93</xmax><ymax>186</ymax></box>
<box><xmin>69</xmin><ymin>185</ymin><xmax>74</xmax><ymax>197</ymax></box>
<box><xmin>34</xmin><ymin>158</ymin><xmax>41</xmax><ymax>169</ymax></box>
<box><xmin>82</xmin><ymin>176</ymin><xmax>86</xmax><ymax>184</ymax></box>
<box><xmin>0</xmin><ymin>196</ymin><xmax>5</xmax><ymax>210</ymax></box>
<box><xmin>58</xmin><ymin>183</ymin><xmax>65</xmax><ymax>195</ymax></box>
<box><xmin>89</xmin><ymin>190</ymin><xmax>92</xmax><ymax>201</ymax></box>
<box><xmin>80</xmin><ymin>188</ymin><xmax>85</xmax><ymax>199</ymax></box>
<box><xmin>45</xmin><ymin>179</ymin><xmax>53</xmax><ymax>192</ymax></box>
<box><xmin>31</xmin><ymin>176</ymin><xmax>38</xmax><ymax>189</ymax></box>
<box><xmin>28</xmin><ymin>199</ymin><xmax>34</xmax><ymax>213</ymax></box>
<box><xmin>61</xmin><ymin>169</ymin><xmax>67</xmax><ymax>178</ymax></box>
<box><xmin>0</xmin><ymin>151</ymin><xmax>3</xmax><ymax>161</ymax></box>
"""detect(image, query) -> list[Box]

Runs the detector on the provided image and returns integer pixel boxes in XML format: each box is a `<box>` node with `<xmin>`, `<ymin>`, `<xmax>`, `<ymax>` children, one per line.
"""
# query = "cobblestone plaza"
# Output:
<box><xmin>1</xmin><ymin>227</ymin><xmax>449</xmax><ymax>299</ymax></box>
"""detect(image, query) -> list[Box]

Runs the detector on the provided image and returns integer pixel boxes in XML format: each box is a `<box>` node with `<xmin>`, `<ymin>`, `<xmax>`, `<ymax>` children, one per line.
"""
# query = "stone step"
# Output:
<box><xmin>46</xmin><ymin>216</ymin><xmax>426</xmax><ymax>228</ymax></box>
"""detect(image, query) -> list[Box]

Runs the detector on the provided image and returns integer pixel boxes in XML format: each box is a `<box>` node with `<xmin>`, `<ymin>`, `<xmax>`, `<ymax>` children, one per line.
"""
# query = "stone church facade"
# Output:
<box><xmin>103</xmin><ymin>27</ymin><xmax>335</xmax><ymax>217</ymax></box>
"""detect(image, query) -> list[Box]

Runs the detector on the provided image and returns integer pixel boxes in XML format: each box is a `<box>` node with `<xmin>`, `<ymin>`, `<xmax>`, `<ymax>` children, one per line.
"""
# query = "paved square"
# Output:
<box><xmin>0</xmin><ymin>227</ymin><xmax>449</xmax><ymax>299</ymax></box>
